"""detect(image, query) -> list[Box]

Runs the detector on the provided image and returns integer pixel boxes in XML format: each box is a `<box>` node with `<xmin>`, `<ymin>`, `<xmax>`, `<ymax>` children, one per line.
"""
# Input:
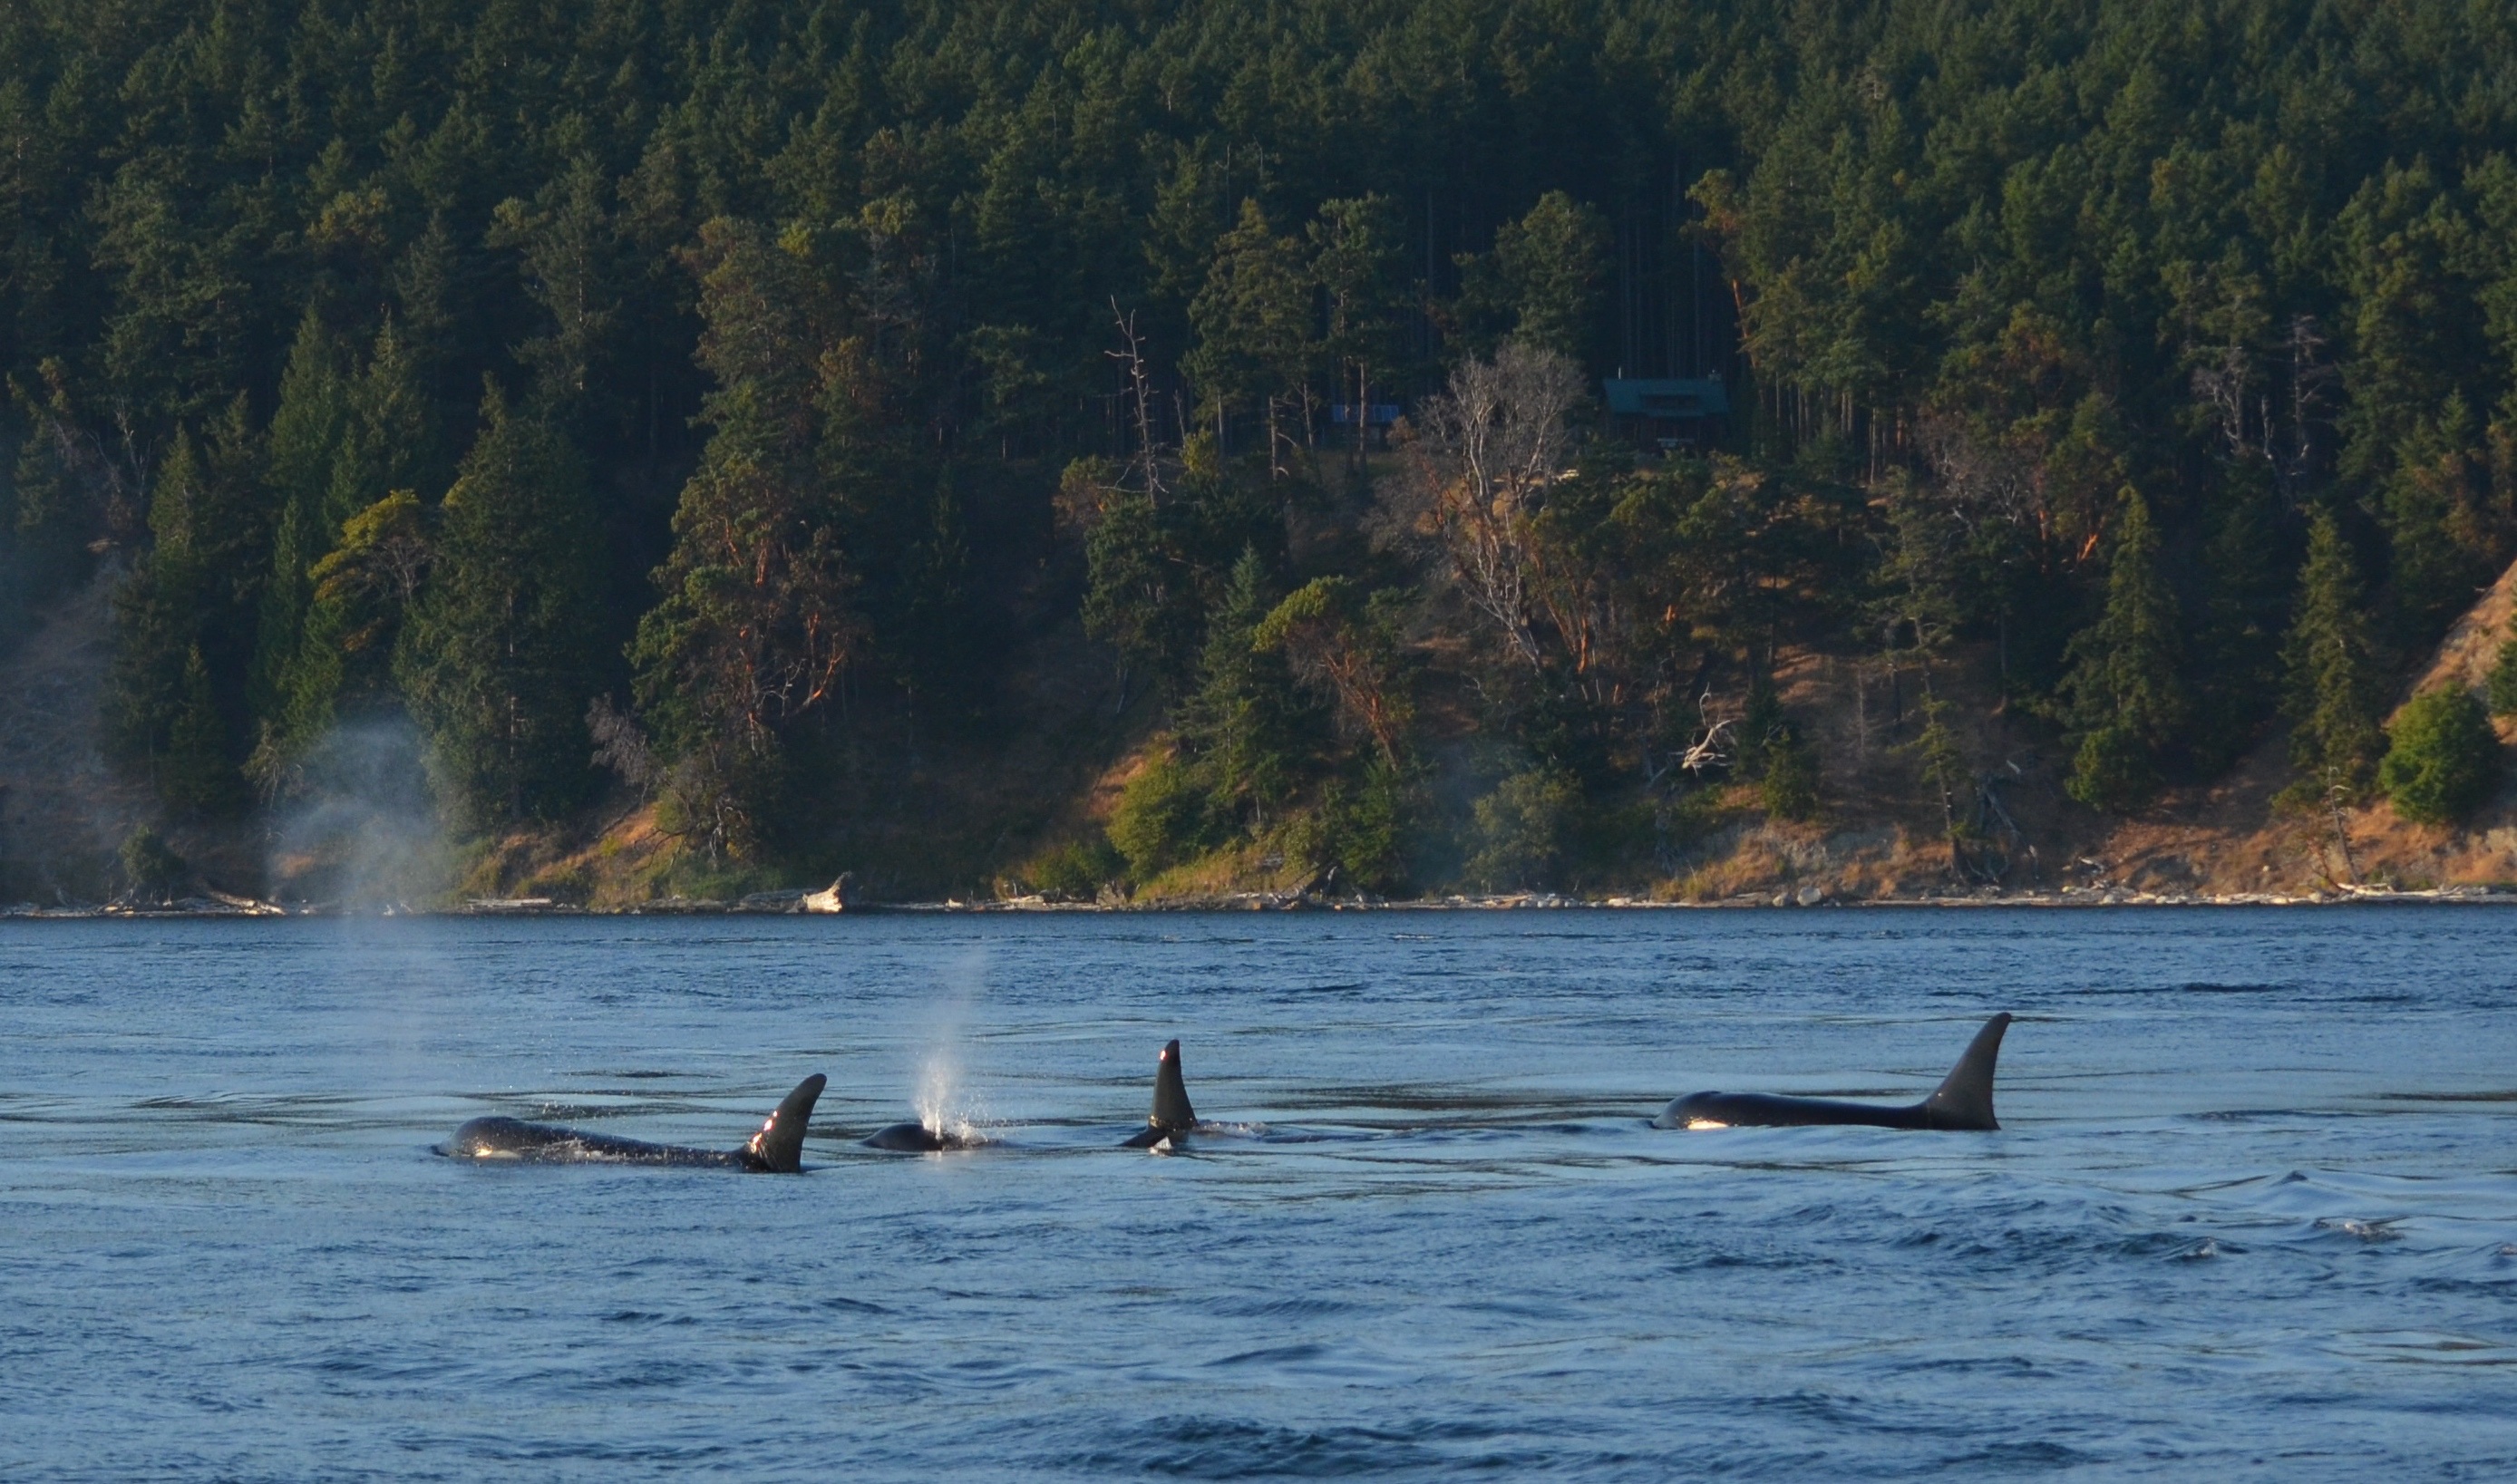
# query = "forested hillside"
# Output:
<box><xmin>7</xmin><ymin>0</ymin><xmax>2517</xmax><ymax>902</ymax></box>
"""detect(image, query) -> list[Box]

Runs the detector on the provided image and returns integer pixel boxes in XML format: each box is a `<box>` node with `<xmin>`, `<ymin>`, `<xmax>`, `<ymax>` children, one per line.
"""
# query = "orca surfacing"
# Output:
<box><xmin>1653</xmin><ymin>1014</ymin><xmax>2012</xmax><ymax>1131</ymax></box>
<box><xmin>861</xmin><ymin>1120</ymin><xmax>983</xmax><ymax>1152</ymax></box>
<box><xmin>1121</xmin><ymin>1038</ymin><xmax>1200</xmax><ymax>1148</ymax></box>
<box><xmin>442</xmin><ymin>1074</ymin><xmax>826</xmax><ymax>1171</ymax></box>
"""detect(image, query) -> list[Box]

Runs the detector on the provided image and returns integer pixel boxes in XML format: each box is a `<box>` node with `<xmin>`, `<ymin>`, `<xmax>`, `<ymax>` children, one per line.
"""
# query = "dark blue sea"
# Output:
<box><xmin>2</xmin><ymin>907</ymin><xmax>2512</xmax><ymax>1479</ymax></box>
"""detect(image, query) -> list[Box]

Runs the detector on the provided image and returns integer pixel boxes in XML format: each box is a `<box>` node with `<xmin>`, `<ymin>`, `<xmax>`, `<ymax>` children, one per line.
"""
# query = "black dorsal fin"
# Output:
<box><xmin>1919</xmin><ymin>1014</ymin><xmax>2010</xmax><ymax>1130</ymax></box>
<box><xmin>743</xmin><ymin>1074</ymin><xmax>826</xmax><ymax>1172</ymax></box>
<box><xmin>1151</xmin><ymin>1039</ymin><xmax>1197</xmax><ymax>1130</ymax></box>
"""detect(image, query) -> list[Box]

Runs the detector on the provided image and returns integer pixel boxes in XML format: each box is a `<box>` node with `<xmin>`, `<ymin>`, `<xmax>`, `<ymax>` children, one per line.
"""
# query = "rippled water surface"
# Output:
<box><xmin>3</xmin><ymin>907</ymin><xmax>2514</xmax><ymax>1479</ymax></box>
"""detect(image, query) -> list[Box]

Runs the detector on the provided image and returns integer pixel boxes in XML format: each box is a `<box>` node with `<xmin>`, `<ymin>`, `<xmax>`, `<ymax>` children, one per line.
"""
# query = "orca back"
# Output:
<box><xmin>744</xmin><ymin>1074</ymin><xmax>826</xmax><ymax>1172</ymax></box>
<box><xmin>1918</xmin><ymin>1014</ymin><xmax>2009</xmax><ymax>1130</ymax></box>
<box><xmin>1657</xmin><ymin>1091</ymin><xmax>1928</xmax><ymax>1129</ymax></box>
<box><xmin>1151</xmin><ymin>1039</ymin><xmax>1197</xmax><ymax>1130</ymax></box>
<box><xmin>863</xmin><ymin>1120</ymin><xmax>961</xmax><ymax>1151</ymax></box>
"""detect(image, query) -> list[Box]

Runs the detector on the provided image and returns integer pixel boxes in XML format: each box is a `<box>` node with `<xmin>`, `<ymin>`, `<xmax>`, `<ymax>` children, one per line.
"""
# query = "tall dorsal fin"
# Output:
<box><xmin>1151</xmin><ymin>1039</ymin><xmax>1197</xmax><ymax>1130</ymax></box>
<box><xmin>743</xmin><ymin>1074</ymin><xmax>826</xmax><ymax>1172</ymax></box>
<box><xmin>1919</xmin><ymin>1014</ymin><xmax>2010</xmax><ymax>1130</ymax></box>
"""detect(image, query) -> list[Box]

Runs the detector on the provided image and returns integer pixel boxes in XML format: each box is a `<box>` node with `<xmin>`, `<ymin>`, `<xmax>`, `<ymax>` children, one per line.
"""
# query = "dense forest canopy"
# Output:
<box><xmin>6</xmin><ymin>0</ymin><xmax>2517</xmax><ymax>895</ymax></box>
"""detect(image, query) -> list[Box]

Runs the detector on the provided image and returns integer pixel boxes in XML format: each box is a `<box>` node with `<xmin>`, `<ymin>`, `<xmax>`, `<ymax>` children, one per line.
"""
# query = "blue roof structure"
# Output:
<box><xmin>1601</xmin><ymin>378</ymin><xmax>1730</xmax><ymax>419</ymax></box>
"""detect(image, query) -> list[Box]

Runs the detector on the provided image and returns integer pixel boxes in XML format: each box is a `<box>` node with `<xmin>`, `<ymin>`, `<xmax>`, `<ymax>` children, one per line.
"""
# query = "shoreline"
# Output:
<box><xmin>5</xmin><ymin>884</ymin><xmax>2509</xmax><ymax>919</ymax></box>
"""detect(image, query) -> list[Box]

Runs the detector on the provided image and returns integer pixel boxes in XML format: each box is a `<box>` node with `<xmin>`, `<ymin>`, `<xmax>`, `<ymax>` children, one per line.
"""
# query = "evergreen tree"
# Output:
<box><xmin>397</xmin><ymin>389</ymin><xmax>604</xmax><ymax>827</ymax></box>
<box><xmin>1081</xmin><ymin>487</ymin><xmax>1198</xmax><ymax>697</ymax></box>
<box><xmin>272</xmin><ymin>489</ymin><xmax>436</xmax><ymax>774</ymax></box>
<box><xmin>1759</xmin><ymin>724</ymin><xmax>1822</xmax><ymax>821</ymax></box>
<box><xmin>1309</xmin><ymin>195</ymin><xmax>1414</xmax><ymax>478</ymax></box>
<box><xmin>629</xmin><ymin>220</ymin><xmax>862</xmax><ymax>856</ymax></box>
<box><xmin>490</xmin><ymin>155</ymin><xmax>632</xmax><ymax>436</ymax></box>
<box><xmin>103</xmin><ymin>408</ymin><xmax>263</xmax><ymax>812</ymax></box>
<box><xmin>1</xmin><ymin>403</ymin><xmax>98</xmax><ymax>643</ymax></box>
<box><xmin>2378</xmin><ymin>685</ymin><xmax>2497</xmax><ymax>826</ymax></box>
<box><xmin>1903</xmin><ymin>676</ymin><xmax>1973</xmax><ymax>877</ymax></box>
<box><xmin>2486</xmin><ymin>613</ymin><xmax>2517</xmax><ymax>717</ymax></box>
<box><xmin>889</xmin><ymin>472</ymin><xmax>988</xmax><ymax>729</ymax></box>
<box><xmin>253</xmin><ymin>311</ymin><xmax>354</xmax><ymax>723</ymax></box>
<box><xmin>1455</xmin><ymin>191</ymin><xmax>1609</xmax><ymax>364</ymax></box>
<box><xmin>2380</xmin><ymin>394</ymin><xmax>2501</xmax><ymax>636</ymax></box>
<box><xmin>2058</xmin><ymin>490</ymin><xmax>2186</xmax><ymax>812</ymax></box>
<box><xmin>1176</xmin><ymin>548</ymin><xmax>1312</xmax><ymax>829</ymax></box>
<box><xmin>2281</xmin><ymin>512</ymin><xmax>2388</xmax><ymax>805</ymax></box>
<box><xmin>161</xmin><ymin>645</ymin><xmax>239</xmax><ymax>813</ymax></box>
<box><xmin>2190</xmin><ymin>462</ymin><xmax>2292</xmax><ymax>771</ymax></box>
<box><xmin>1184</xmin><ymin>200</ymin><xmax>1316</xmax><ymax>464</ymax></box>
<box><xmin>257</xmin><ymin>315</ymin><xmax>445</xmax><ymax>772</ymax></box>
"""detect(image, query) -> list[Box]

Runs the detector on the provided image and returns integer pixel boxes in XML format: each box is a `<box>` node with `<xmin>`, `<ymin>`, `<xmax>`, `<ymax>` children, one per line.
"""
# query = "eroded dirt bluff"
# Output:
<box><xmin>1715</xmin><ymin>554</ymin><xmax>2517</xmax><ymax>903</ymax></box>
<box><xmin>2096</xmin><ymin>551</ymin><xmax>2517</xmax><ymax>898</ymax></box>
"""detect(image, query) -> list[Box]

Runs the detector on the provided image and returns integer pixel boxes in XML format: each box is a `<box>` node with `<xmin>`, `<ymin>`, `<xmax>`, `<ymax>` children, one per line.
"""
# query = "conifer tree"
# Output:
<box><xmin>257</xmin><ymin>315</ymin><xmax>444</xmax><ymax>774</ymax></box>
<box><xmin>889</xmin><ymin>473</ymin><xmax>986</xmax><ymax>729</ymax></box>
<box><xmin>1185</xmin><ymin>200</ymin><xmax>1315</xmax><ymax>463</ymax></box>
<box><xmin>253</xmin><ymin>311</ymin><xmax>353</xmax><ymax>722</ymax></box>
<box><xmin>2380</xmin><ymin>394</ymin><xmax>2498</xmax><ymax>636</ymax></box>
<box><xmin>1309</xmin><ymin>196</ymin><xmax>1413</xmax><ymax>478</ymax></box>
<box><xmin>161</xmin><ymin>645</ymin><xmax>238</xmax><ymax>813</ymax></box>
<box><xmin>1081</xmin><ymin>486</ymin><xmax>1199</xmax><ymax>703</ymax></box>
<box><xmin>2485</xmin><ymin>612</ymin><xmax>2517</xmax><ymax>717</ymax></box>
<box><xmin>105</xmin><ymin>407</ymin><xmax>262</xmax><ymax>812</ymax></box>
<box><xmin>1176</xmin><ymin>548</ymin><xmax>1311</xmax><ymax>828</ymax></box>
<box><xmin>629</xmin><ymin>220</ymin><xmax>861</xmax><ymax>855</ymax></box>
<box><xmin>2058</xmin><ymin>490</ymin><xmax>2185</xmax><ymax>811</ymax></box>
<box><xmin>2281</xmin><ymin>511</ymin><xmax>2387</xmax><ymax>804</ymax></box>
<box><xmin>2378</xmin><ymin>685</ymin><xmax>2497</xmax><ymax>825</ymax></box>
<box><xmin>2190</xmin><ymin>462</ymin><xmax>2290</xmax><ymax>771</ymax></box>
<box><xmin>491</xmin><ymin>156</ymin><xmax>631</xmax><ymax>436</ymax></box>
<box><xmin>396</xmin><ymin>388</ymin><xmax>603</xmax><ymax>826</ymax></box>
<box><xmin>1</xmin><ymin>403</ymin><xmax>98</xmax><ymax>642</ymax></box>
<box><xmin>1455</xmin><ymin>191</ymin><xmax>1609</xmax><ymax>364</ymax></box>
<box><xmin>1907</xmin><ymin>677</ymin><xmax>1972</xmax><ymax>874</ymax></box>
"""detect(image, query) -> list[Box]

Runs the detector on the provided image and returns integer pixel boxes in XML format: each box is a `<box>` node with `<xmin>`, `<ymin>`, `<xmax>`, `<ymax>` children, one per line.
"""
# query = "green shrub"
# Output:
<box><xmin>2378</xmin><ymin>685</ymin><xmax>2497</xmax><ymax>825</ymax></box>
<box><xmin>117</xmin><ymin>826</ymin><xmax>188</xmax><ymax>900</ymax></box>
<box><xmin>1465</xmin><ymin>767</ymin><xmax>1578</xmax><ymax>890</ymax></box>
<box><xmin>1297</xmin><ymin>760</ymin><xmax>1414</xmax><ymax>895</ymax></box>
<box><xmin>1759</xmin><ymin>726</ymin><xmax>1821</xmax><ymax>820</ymax></box>
<box><xmin>1106</xmin><ymin>746</ymin><xmax>1219</xmax><ymax>878</ymax></box>
<box><xmin>1026</xmin><ymin>837</ymin><xmax>1124</xmax><ymax>899</ymax></box>
<box><xmin>1734</xmin><ymin>676</ymin><xmax>1784</xmax><ymax>781</ymax></box>
<box><xmin>2488</xmin><ymin>635</ymin><xmax>2517</xmax><ymax>717</ymax></box>
<box><xmin>2065</xmin><ymin>717</ymin><xmax>2159</xmax><ymax>814</ymax></box>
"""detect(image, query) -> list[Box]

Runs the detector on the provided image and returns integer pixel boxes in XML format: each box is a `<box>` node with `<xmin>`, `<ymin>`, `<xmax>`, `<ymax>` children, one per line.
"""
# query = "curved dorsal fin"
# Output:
<box><xmin>743</xmin><ymin>1074</ymin><xmax>826</xmax><ymax>1172</ymax></box>
<box><xmin>1919</xmin><ymin>1014</ymin><xmax>2010</xmax><ymax>1130</ymax></box>
<box><xmin>1151</xmin><ymin>1039</ymin><xmax>1197</xmax><ymax>1130</ymax></box>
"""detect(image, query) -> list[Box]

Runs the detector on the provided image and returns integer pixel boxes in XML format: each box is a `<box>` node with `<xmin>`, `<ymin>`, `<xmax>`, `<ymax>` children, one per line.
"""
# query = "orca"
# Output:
<box><xmin>861</xmin><ymin>1120</ymin><xmax>983</xmax><ymax>1152</ymax></box>
<box><xmin>1652</xmin><ymin>1014</ymin><xmax>2012</xmax><ymax>1130</ymax></box>
<box><xmin>442</xmin><ymin>1074</ymin><xmax>825</xmax><ymax>1171</ymax></box>
<box><xmin>1120</xmin><ymin>1038</ymin><xmax>1200</xmax><ymax>1149</ymax></box>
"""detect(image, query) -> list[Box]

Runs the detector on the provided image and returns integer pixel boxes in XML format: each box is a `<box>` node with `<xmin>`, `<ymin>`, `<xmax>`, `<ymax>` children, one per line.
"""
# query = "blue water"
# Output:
<box><xmin>1</xmin><ymin>908</ymin><xmax>2512</xmax><ymax>1479</ymax></box>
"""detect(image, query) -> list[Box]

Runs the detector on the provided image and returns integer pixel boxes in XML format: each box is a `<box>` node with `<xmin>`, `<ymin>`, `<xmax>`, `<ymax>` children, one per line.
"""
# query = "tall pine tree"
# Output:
<box><xmin>396</xmin><ymin>388</ymin><xmax>603</xmax><ymax>827</ymax></box>
<box><xmin>2058</xmin><ymin>490</ymin><xmax>2186</xmax><ymax>812</ymax></box>
<box><xmin>2281</xmin><ymin>511</ymin><xmax>2387</xmax><ymax>805</ymax></box>
<box><xmin>1176</xmin><ymin>548</ymin><xmax>1313</xmax><ymax>829</ymax></box>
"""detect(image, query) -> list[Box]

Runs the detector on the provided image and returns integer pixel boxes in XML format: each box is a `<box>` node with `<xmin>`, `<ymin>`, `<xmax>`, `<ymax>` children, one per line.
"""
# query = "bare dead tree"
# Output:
<box><xmin>1383</xmin><ymin>342</ymin><xmax>1583</xmax><ymax>672</ymax></box>
<box><xmin>2191</xmin><ymin>341</ymin><xmax>2257</xmax><ymax>462</ymax></box>
<box><xmin>1105</xmin><ymin>299</ymin><xmax>1167</xmax><ymax>506</ymax></box>
<box><xmin>1676</xmin><ymin>686</ymin><xmax>1738</xmax><ymax>778</ymax></box>
<box><xmin>2278</xmin><ymin>313</ymin><xmax>2336</xmax><ymax>504</ymax></box>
